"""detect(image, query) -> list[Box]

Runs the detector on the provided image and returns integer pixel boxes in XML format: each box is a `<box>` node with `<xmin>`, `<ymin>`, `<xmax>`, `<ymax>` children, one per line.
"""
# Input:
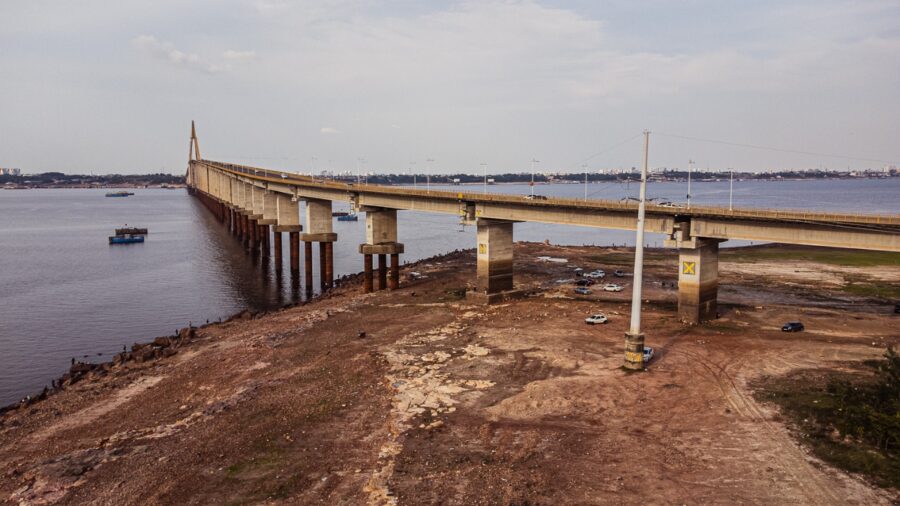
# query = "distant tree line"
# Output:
<box><xmin>1</xmin><ymin>172</ymin><xmax>186</xmax><ymax>186</ymax></box>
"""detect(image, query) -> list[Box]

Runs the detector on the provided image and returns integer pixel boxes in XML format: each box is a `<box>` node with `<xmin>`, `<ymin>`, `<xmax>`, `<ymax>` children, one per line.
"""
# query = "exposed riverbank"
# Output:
<box><xmin>1</xmin><ymin>243</ymin><xmax>898</xmax><ymax>504</ymax></box>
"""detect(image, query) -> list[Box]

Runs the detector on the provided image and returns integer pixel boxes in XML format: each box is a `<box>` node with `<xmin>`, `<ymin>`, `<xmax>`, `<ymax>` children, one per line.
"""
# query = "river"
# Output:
<box><xmin>1</xmin><ymin>177</ymin><xmax>897</xmax><ymax>405</ymax></box>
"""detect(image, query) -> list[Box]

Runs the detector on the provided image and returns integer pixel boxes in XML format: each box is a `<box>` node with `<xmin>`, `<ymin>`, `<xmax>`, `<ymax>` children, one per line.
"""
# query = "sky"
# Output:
<box><xmin>1</xmin><ymin>0</ymin><xmax>899</xmax><ymax>175</ymax></box>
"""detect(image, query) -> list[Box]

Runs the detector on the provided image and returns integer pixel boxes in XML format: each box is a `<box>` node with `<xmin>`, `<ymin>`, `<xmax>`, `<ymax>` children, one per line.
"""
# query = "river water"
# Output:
<box><xmin>1</xmin><ymin>178</ymin><xmax>897</xmax><ymax>405</ymax></box>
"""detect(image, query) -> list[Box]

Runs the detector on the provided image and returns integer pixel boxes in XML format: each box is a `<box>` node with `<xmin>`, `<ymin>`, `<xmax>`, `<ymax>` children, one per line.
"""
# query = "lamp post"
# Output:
<box><xmin>624</xmin><ymin>130</ymin><xmax>651</xmax><ymax>370</ymax></box>
<box><xmin>530</xmin><ymin>158</ymin><xmax>539</xmax><ymax>197</ymax></box>
<box><xmin>481</xmin><ymin>162</ymin><xmax>488</xmax><ymax>194</ymax></box>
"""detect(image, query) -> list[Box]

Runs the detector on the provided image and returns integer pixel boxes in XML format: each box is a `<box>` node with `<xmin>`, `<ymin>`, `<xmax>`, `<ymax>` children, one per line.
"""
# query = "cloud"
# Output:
<box><xmin>223</xmin><ymin>49</ymin><xmax>256</xmax><ymax>61</ymax></box>
<box><xmin>131</xmin><ymin>35</ymin><xmax>224</xmax><ymax>73</ymax></box>
<box><xmin>320</xmin><ymin>127</ymin><xmax>340</xmax><ymax>134</ymax></box>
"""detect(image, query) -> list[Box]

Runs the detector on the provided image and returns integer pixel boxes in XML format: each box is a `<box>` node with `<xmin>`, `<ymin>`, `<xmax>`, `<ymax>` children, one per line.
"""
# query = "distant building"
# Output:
<box><xmin>0</xmin><ymin>168</ymin><xmax>21</xmax><ymax>176</ymax></box>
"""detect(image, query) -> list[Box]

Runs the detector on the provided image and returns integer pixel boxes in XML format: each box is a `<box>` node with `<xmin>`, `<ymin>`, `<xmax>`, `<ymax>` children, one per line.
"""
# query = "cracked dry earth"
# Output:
<box><xmin>1</xmin><ymin>244</ymin><xmax>898</xmax><ymax>505</ymax></box>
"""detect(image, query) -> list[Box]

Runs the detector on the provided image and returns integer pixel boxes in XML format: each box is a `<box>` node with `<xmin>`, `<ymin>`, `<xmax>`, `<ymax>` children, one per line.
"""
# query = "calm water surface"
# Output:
<box><xmin>1</xmin><ymin>178</ymin><xmax>898</xmax><ymax>405</ymax></box>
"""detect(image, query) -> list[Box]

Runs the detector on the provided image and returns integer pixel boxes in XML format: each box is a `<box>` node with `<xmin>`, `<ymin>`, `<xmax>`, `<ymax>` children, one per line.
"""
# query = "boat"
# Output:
<box><xmin>109</xmin><ymin>234</ymin><xmax>144</xmax><ymax>244</ymax></box>
<box><xmin>336</xmin><ymin>214</ymin><xmax>358</xmax><ymax>222</ymax></box>
<box><xmin>115</xmin><ymin>227</ymin><xmax>148</xmax><ymax>236</ymax></box>
<box><xmin>332</xmin><ymin>211</ymin><xmax>350</xmax><ymax>217</ymax></box>
<box><xmin>105</xmin><ymin>191</ymin><xmax>135</xmax><ymax>197</ymax></box>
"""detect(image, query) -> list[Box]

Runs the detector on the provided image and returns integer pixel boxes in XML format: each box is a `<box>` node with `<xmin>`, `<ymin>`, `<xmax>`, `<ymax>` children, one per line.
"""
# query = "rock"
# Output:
<box><xmin>153</xmin><ymin>336</ymin><xmax>172</xmax><ymax>348</ymax></box>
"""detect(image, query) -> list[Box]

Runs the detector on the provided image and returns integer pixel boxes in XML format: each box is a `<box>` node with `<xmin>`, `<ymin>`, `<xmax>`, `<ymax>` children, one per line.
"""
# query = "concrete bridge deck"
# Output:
<box><xmin>186</xmin><ymin>151</ymin><xmax>899</xmax><ymax>327</ymax></box>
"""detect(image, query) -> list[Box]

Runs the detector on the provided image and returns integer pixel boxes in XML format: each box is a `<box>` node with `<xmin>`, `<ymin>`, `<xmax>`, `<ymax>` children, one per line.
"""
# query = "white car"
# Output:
<box><xmin>602</xmin><ymin>283</ymin><xmax>624</xmax><ymax>292</ymax></box>
<box><xmin>584</xmin><ymin>270</ymin><xmax>606</xmax><ymax>279</ymax></box>
<box><xmin>643</xmin><ymin>346</ymin><xmax>654</xmax><ymax>363</ymax></box>
<box><xmin>584</xmin><ymin>313</ymin><xmax>608</xmax><ymax>325</ymax></box>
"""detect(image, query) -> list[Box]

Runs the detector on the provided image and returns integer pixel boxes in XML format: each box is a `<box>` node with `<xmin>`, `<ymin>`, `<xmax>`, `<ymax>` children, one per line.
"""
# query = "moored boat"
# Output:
<box><xmin>109</xmin><ymin>234</ymin><xmax>144</xmax><ymax>244</ymax></box>
<box><xmin>105</xmin><ymin>191</ymin><xmax>135</xmax><ymax>197</ymax></box>
<box><xmin>336</xmin><ymin>213</ymin><xmax>358</xmax><ymax>221</ymax></box>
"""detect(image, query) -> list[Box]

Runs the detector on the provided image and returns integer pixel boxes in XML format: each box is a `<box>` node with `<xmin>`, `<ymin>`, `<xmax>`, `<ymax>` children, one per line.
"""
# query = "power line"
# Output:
<box><xmin>655</xmin><ymin>132</ymin><xmax>897</xmax><ymax>165</ymax></box>
<box><xmin>566</xmin><ymin>132</ymin><xmax>644</xmax><ymax>171</ymax></box>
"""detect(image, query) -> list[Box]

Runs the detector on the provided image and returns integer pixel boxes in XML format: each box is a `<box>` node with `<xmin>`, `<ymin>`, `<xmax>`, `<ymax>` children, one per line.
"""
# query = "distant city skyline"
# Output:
<box><xmin>2</xmin><ymin>1</ymin><xmax>898</xmax><ymax>174</ymax></box>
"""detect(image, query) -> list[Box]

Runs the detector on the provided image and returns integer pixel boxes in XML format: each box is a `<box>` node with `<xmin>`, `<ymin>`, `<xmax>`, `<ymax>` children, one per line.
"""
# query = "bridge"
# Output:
<box><xmin>184</xmin><ymin>124</ymin><xmax>900</xmax><ymax>325</ymax></box>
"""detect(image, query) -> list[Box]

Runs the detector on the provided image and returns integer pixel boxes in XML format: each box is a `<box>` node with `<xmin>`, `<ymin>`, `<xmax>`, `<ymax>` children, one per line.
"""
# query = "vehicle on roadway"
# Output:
<box><xmin>575</xmin><ymin>279</ymin><xmax>595</xmax><ymax>287</ymax></box>
<box><xmin>525</xmin><ymin>194</ymin><xmax>548</xmax><ymax>200</ymax></box>
<box><xmin>584</xmin><ymin>270</ymin><xmax>605</xmax><ymax>279</ymax></box>
<box><xmin>613</xmin><ymin>270</ymin><xmax>625</xmax><ymax>277</ymax></box>
<box><xmin>643</xmin><ymin>346</ymin><xmax>654</xmax><ymax>363</ymax></box>
<box><xmin>584</xmin><ymin>313</ymin><xmax>608</xmax><ymax>325</ymax></box>
<box><xmin>781</xmin><ymin>321</ymin><xmax>804</xmax><ymax>332</ymax></box>
<box><xmin>602</xmin><ymin>283</ymin><xmax>624</xmax><ymax>292</ymax></box>
<box><xmin>574</xmin><ymin>287</ymin><xmax>592</xmax><ymax>295</ymax></box>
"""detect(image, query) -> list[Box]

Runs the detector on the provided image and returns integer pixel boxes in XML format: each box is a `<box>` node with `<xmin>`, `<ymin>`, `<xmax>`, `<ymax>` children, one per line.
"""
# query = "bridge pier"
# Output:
<box><xmin>676</xmin><ymin>238</ymin><xmax>722</xmax><ymax>324</ymax></box>
<box><xmin>302</xmin><ymin>198</ymin><xmax>337</xmax><ymax>292</ymax></box>
<box><xmin>665</xmin><ymin>225</ymin><xmax>724</xmax><ymax>324</ymax></box>
<box><xmin>273</xmin><ymin>230</ymin><xmax>282</xmax><ymax>264</ymax></box>
<box><xmin>289</xmin><ymin>231</ymin><xmax>300</xmax><ymax>273</ymax></box>
<box><xmin>359</xmin><ymin>208</ymin><xmax>404</xmax><ymax>292</ymax></box>
<box><xmin>467</xmin><ymin>218</ymin><xmax>518</xmax><ymax>304</ymax></box>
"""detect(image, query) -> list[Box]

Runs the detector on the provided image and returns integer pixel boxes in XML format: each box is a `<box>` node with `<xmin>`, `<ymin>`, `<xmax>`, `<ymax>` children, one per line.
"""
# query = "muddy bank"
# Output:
<box><xmin>1</xmin><ymin>243</ymin><xmax>898</xmax><ymax>504</ymax></box>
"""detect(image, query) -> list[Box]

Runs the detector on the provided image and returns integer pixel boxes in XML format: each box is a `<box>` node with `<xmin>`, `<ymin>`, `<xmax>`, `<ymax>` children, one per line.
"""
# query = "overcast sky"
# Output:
<box><xmin>1</xmin><ymin>0</ymin><xmax>899</xmax><ymax>174</ymax></box>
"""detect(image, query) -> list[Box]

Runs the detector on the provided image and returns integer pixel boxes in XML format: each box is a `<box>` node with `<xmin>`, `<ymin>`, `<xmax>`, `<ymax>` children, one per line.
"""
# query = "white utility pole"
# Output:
<box><xmin>481</xmin><ymin>162</ymin><xmax>488</xmax><ymax>194</ymax></box>
<box><xmin>687</xmin><ymin>159</ymin><xmax>693</xmax><ymax>209</ymax></box>
<box><xmin>729</xmin><ymin>169</ymin><xmax>734</xmax><ymax>211</ymax></box>
<box><xmin>530</xmin><ymin>158</ymin><xmax>539</xmax><ymax>196</ymax></box>
<box><xmin>625</xmin><ymin>130</ymin><xmax>651</xmax><ymax>370</ymax></box>
<box><xmin>583</xmin><ymin>164</ymin><xmax>588</xmax><ymax>201</ymax></box>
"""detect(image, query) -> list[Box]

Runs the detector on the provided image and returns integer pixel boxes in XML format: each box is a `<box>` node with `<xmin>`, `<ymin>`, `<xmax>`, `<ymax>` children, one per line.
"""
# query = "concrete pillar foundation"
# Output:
<box><xmin>363</xmin><ymin>254</ymin><xmax>374</xmax><ymax>293</ymax></box>
<box><xmin>676</xmin><ymin>238</ymin><xmax>722</xmax><ymax>324</ymax></box>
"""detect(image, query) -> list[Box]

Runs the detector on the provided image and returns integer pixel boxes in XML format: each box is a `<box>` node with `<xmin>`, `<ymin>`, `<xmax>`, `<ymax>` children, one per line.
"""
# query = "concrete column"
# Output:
<box><xmin>289</xmin><ymin>231</ymin><xmax>300</xmax><ymax>273</ymax></box>
<box><xmin>318</xmin><ymin>242</ymin><xmax>327</xmax><ymax>290</ymax></box>
<box><xmin>363</xmin><ymin>254</ymin><xmax>374</xmax><ymax>293</ymax></box>
<box><xmin>475</xmin><ymin>219</ymin><xmax>514</xmax><ymax>294</ymax></box>
<box><xmin>276</xmin><ymin>194</ymin><xmax>301</xmax><ymax>230</ymax></box>
<box><xmin>389</xmin><ymin>253</ymin><xmax>400</xmax><ymax>290</ymax></box>
<box><xmin>378</xmin><ymin>254</ymin><xmax>388</xmax><ymax>290</ymax></box>
<box><xmin>262</xmin><ymin>191</ymin><xmax>278</xmax><ymax>224</ymax></box>
<box><xmin>366</xmin><ymin>208</ymin><xmax>397</xmax><ymax>245</ymax></box>
<box><xmin>274</xmin><ymin>231</ymin><xmax>283</xmax><ymax>264</ymax></box>
<box><xmin>677</xmin><ymin>238</ymin><xmax>721</xmax><ymax>324</ymax></box>
<box><xmin>324</xmin><ymin>242</ymin><xmax>334</xmax><ymax>289</ymax></box>
<box><xmin>304</xmin><ymin>241</ymin><xmax>314</xmax><ymax>294</ymax></box>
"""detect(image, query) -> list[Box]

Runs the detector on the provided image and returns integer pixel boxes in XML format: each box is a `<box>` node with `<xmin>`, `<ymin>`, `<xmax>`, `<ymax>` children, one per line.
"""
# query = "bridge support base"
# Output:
<box><xmin>623</xmin><ymin>332</ymin><xmax>645</xmax><ymax>370</ymax></box>
<box><xmin>360</xmin><ymin>243</ymin><xmax>404</xmax><ymax>292</ymax></box>
<box><xmin>468</xmin><ymin>219</ymin><xmax>515</xmax><ymax>303</ymax></box>
<box><xmin>289</xmin><ymin>231</ymin><xmax>300</xmax><ymax>273</ymax></box>
<box><xmin>676</xmin><ymin>238</ymin><xmax>722</xmax><ymax>324</ymax></box>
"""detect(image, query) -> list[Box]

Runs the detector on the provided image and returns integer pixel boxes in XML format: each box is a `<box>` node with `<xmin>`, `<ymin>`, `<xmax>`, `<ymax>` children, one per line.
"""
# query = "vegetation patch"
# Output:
<box><xmin>723</xmin><ymin>246</ymin><xmax>900</xmax><ymax>267</ymax></box>
<box><xmin>753</xmin><ymin>348</ymin><xmax>900</xmax><ymax>489</ymax></box>
<box><xmin>840</xmin><ymin>282</ymin><xmax>900</xmax><ymax>300</ymax></box>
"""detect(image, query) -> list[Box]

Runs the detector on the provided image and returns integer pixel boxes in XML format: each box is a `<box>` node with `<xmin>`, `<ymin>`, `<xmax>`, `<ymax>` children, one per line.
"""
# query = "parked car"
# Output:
<box><xmin>576</xmin><ymin>279</ymin><xmax>595</xmax><ymax>286</ymax></box>
<box><xmin>574</xmin><ymin>287</ymin><xmax>592</xmax><ymax>295</ymax></box>
<box><xmin>584</xmin><ymin>270</ymin><xmax>606</xmax><ymax>279</ymax></box>
<box><xmin>613</xmin><ymin>270</ymin><xmax>625</xmax><ymax>277</ymax></box>
<box><xmin>781</xmin><ymin>321</ymin><xmax>804</xmax><ymax>332</ymax></box>
<box><xmin>643</xmin><ymin>346</ymin><xmax>654</xmax><ymax>363</ymax></box>
<box><xmin>584</xmin><ymin>313</ymin><xmax>608</xmax><ymax>325</ymax></box>
<box><xmin>602</xmin><ymin>283</ymin><xmax>624</xmax><ymax>292</ymax></box>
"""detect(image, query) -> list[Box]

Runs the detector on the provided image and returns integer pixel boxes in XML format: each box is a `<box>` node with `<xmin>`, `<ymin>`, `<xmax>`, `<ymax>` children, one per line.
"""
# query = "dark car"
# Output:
<box><xmin>781</xmin><ymin>321</ymin><xmax>804</xmax><ymax>332</ymax></box>
<box><xmin>575</xmin><ymin>279</ymin><xmax>595</xmax><ymax>287</ymax></box>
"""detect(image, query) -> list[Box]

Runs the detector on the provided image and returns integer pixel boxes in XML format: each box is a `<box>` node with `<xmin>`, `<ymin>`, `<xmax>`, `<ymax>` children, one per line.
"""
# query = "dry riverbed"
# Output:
<box><xmin>1</xmin><ymin>243</ymin><xmax>898</xmax><ymax>505</ymax></box>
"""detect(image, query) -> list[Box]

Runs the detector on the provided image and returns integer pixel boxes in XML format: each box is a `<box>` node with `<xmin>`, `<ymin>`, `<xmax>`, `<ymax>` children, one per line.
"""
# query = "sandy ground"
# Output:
<box><xmin>1</xmin><ymin>243</ymin><xmax>898</xmax><ymax>505</ymax></box>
